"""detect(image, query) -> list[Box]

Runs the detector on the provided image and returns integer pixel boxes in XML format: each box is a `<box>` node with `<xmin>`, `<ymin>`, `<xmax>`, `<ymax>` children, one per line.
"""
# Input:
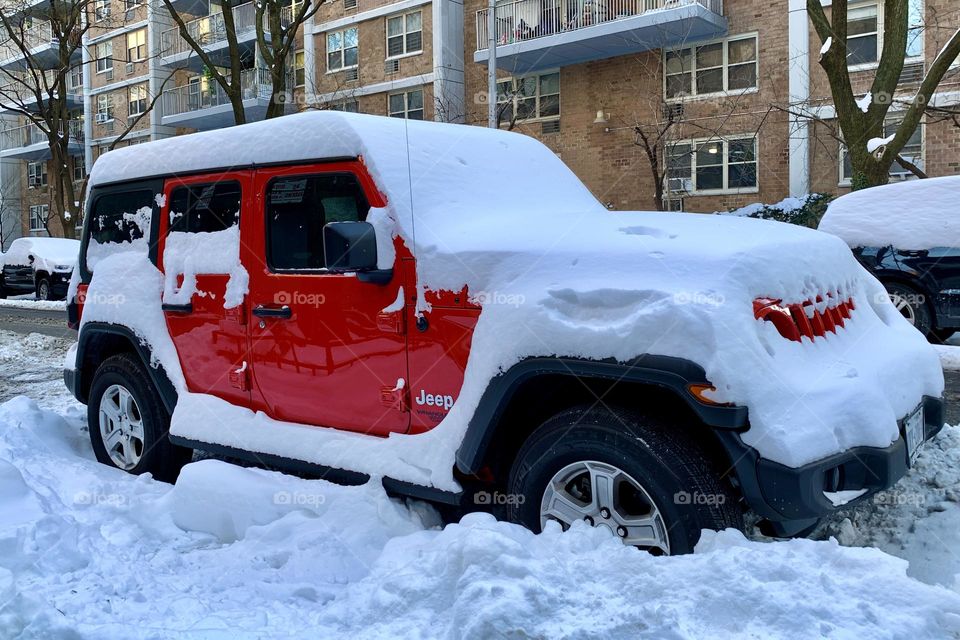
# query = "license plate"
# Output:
<box><xmin>903</xmin><ymin>405</ymin><xmax>925</xmax><ymax>464</ymax></box>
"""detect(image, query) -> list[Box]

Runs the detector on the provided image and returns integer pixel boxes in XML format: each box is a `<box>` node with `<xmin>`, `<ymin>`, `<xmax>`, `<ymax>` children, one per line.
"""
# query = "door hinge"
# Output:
<box><xmin>377</xmin><ymin>310</ymin><xmax>406</xmax><ymax>334</ymax></box>
<box><xmin>380</xmin><ymin>379</ymin><xmax>409</xmax><ymax>412</ymax></box>
<box><xmin>230</xmin><ymin>361</ymin><xmax>249</xmax><ymax>391</ymax></box>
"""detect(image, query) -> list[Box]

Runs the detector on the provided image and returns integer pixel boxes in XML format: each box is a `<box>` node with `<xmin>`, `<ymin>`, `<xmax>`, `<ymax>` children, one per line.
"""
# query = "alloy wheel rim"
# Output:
<box><xmin>890</xmin><ymin>292</ymin><xmax>916</xmax><ymax>325</ymax></box>
<box><xmin>540</xmin><ymin>460</ymin><xmax>670</xmax><ymax>554</ymax></box>
<box><xmin>38</xmin><ymin>282</ymin><xmax>49</xmax><ymax>300</ymax></box>
<box><xmin>98</xmin><ymin>384</ymin><xmax>145</xmax><ymax>470</ymax></box>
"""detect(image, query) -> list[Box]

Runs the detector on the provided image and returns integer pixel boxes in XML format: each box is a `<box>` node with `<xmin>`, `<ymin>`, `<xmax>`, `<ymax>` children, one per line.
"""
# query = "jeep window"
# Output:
<box><xmin>85</xmin><ymin>189</ymin><xmax>155</xmax><ymax>271</ymax></box>
<box><xmin>168</xmin><ymin>181</ymin><xmax>241</xmax><ymax>234</ymax></box>
<box><xmin>266</xmin><ymin>173</ymin><xmax>369</xmax><ymax>271</ymax></box>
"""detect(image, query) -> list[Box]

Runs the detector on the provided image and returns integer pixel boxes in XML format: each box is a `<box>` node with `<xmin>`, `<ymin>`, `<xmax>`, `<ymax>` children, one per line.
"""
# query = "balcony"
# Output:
<box><xmin>0</xmin><ymin>119</ymin><xmax>83</xmax><ymax>161</ymax></box>
<box><xmin>160</xmin><ymin>2</ymin><xmax>290</xmax><ymax>71</ymax></box>
<box><xmin>0</xmin><ymin>21</ymin><xmax>81</xmax><ymax>70</ymax></box>
<box><xmin>160</xmin><ymin>67</ymin><xmax>290</xmax><ymax>130</ymax></box>
<box><xmin>0</xmin><ymin>70</ymin><xmax>83</xmax><ymax>113</ymax></box>
<box><xmin>475</xmin><ymin>0</ymin><xmax>726</xmax><ymax>74</ymax></box>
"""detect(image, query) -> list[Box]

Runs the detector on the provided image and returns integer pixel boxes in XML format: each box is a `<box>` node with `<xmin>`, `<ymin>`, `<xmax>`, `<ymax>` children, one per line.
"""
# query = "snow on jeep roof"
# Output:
<box><xmin>818</xmin><ymin>175</ymin><xmax>960</xmax><ymax>250</ymax></box>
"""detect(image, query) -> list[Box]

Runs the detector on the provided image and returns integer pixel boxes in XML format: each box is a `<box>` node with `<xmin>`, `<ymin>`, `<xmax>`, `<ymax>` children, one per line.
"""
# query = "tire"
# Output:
<box><xmin>507</xmin><ymin>406</ymin><xmax>743</xmax><ymax>555</ymax></box>
<box><xmin>885</xmin><ymin>282</ymin><xmax>933</xmax><ymax>338</ymax></box>
<box><xmin>87</xmin><ymin>353</ymin><xmax>192</xmax><ymax>483</ymax></box>
<box><xmin>35</xmin><ymin>277</ymin><xmax>51</xmax><ymax>301</ymax></box>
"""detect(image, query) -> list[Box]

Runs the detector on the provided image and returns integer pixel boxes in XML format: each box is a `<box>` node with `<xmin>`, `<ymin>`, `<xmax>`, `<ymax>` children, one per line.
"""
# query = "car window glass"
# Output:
<box><xmin>266</xmin><ymin>173</ymin><xmax>369</xmax><ymax>271</ymax></box>
<box><xmin>86</xmin><ymin>189</ymin><xmax>155</xmax><ymax>271</ymax></box>
<box><xmin>168</xmin><ymin>181</ymin><xmax>241</xmax><ymax>234</ymax></box>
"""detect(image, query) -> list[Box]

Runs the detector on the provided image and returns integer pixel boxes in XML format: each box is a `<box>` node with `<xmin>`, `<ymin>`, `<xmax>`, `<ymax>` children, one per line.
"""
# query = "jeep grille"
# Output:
<box><xmin>754</xmin><ymin>294</ymin><xmax>855</xmax><ymax>342</ymax></box>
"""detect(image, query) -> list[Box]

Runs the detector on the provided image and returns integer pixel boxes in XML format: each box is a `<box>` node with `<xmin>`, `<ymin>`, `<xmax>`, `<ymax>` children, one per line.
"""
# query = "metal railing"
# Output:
<box><xmin>476</xmin><ymin>0</ymin><xmax>722</xmax><ymax>51</ymax></box>
<box><xmin>161</xmin><ymin>67</ymin><xmax>275</xmax><ymax>117</ymax></box>
<box><xmin>0</xmin><ymin>70</ymin><xmax>83</xmax><ymax>102</ymax></box>
<box><xmin>161</xmin><ymin>2</ymin><xmax>292</xmax><ymax>58</ymax></box>
<box><xmin>0</xmin><ymin>21</ymin><xmax>55</xmax><ymax>61</ymax></box>
<box><xmin>0</xmin><ymin>118</ymin><xmax>83</xmax><ymax>152</ymax></box>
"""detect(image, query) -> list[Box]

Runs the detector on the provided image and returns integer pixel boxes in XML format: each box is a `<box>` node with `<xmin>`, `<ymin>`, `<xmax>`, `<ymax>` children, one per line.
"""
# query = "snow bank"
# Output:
<box><xmin>0</xmin><ymin>297</ymin><xmax>66</xmax><ymax>311</ymax></box>
<box><xmin>819</xmin><ymin>176</ymin><xmax>960</xmax><ymax>249</ymax></box>
<box><xmin>2</xmin><ymin>396</ymin><xmax>960</xmax><ymax>638</ymax></box>
<box><xmin>85</xmin><ymin>112</ymin><xmax>943</xmax><ymax>490</ymax></box>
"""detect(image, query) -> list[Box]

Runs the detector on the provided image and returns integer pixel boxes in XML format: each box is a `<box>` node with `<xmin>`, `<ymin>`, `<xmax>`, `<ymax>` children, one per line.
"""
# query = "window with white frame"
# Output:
<box><xmin>847</xmin><ymin>4</ymin><xmax>879</xmax><ymax>65</ymax></box>
<box><xmin>496</xmin><ymin>72</ymin><xmax>560</xmax><ymax>123</ymax></box>
<box><xmin>327</xmin><ymin>27</ymin><xmax>358</xmax><ymax>71</ymax></box>
<box><xmin>386</xmin><ymin>11</ymin><xmax>422</xmax><ymax>58</ymax></box>
<box><xmin>840</xmin><ymin>118</ymin><xmax>923</xmax><ymax>183</ymax></box>
<box><xmin>294</xmin><ymin>50</ymin><xmax>305</xmax><ymax>87</ymax></box>
<box><xmin>330</xmin><ymin>99</ymin><xmax>358</xmax><ymax>112</ymax></box>
<box><xmin>906</xmin><ymin>0</ymin><xmax>924</xmax><ymax>59</ymax></box>
<box><xmin>126</xmin><ymin>29</ymin><xmax>146</xmax><ymax>62</ymax></box>
<box><xmin>125</xmin><ymin>0</ymin><xmax>143</xmax><ymax>9</ymax></box>
<box><xmin>96</xmin><ymin>41</ymin><xmax>113</xmax><ymax>73</ymax></box>
<box><xmin>27</xmin><ymin>162</ymin><xmax>47</xmax><ymax>188</ymax></box>
<box><xmin>388</xmin><ymin>89</ymin><xmax>423</xmax><ymax>119</ymax></box>
<box><xmin>29</xmin><ymin>205</ymin><xmax>48</xmax><ymax>231</ymax></box>
<box><xmin>97</xmin><ymin>93</ymin><xmax>114</xmax><ymax>121</ymax></box>
<box><xmin>94</xmin><ymin>0</ymin><xmax>110</xmax><ymax>21</ymax></box>
<box><xmin>73</xmin><ymin>155</ymin><xmax>86</xmax><ymax>182</ymax></box>
<box><xmin>665</xmin><ymin>35</ymin><xmax>757</xmax><ymax>99</ymax></box>
<box><xmin>128</xmin><ymin>83</ymin><xmax>147</xmax><ymax>117</ymax></box>
<box><xmin>666</xmin><ymin>137</ymin><xmax>758</xmax><ymax>193</ymax></box>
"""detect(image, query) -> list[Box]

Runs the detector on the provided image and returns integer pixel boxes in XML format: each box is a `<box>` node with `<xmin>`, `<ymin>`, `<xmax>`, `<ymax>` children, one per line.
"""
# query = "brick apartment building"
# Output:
<box><xmin>0</xmin><ymin>0</ymin><xmax>957</xmax><ymax>247</ymax></box>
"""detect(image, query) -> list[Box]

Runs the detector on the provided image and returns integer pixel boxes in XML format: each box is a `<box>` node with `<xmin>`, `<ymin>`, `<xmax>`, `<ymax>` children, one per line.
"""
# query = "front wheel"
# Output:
<box><xmin>36</xmin><ymin>278</ymin><xmax>51</xmax><ymax>301</ymax></box>
<box><xmin>507</xmin><ymin>406</ymin><xmax>743</xmax><ymax>555</ymax></box>
<box><xmin>87</xmin><ymin>353</ymin><xmax>192</xmax><ymax>483</ymax></box>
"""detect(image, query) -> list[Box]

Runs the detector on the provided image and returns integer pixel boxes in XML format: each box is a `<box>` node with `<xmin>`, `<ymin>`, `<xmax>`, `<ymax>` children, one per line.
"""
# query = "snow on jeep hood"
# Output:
<box><xmin>85</xmin><ymin>112</ymin><xmax>943</xmax><ymax>489</ymax></box>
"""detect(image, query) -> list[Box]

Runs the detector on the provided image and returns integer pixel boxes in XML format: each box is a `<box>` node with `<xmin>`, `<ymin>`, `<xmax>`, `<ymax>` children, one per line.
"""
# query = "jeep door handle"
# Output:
<box><xmin>253</xmin><ymin>305</ymin><xmax>292</xmax><ymax>319</ymax></box>
<box><xmin>161</xmin><ymin>303</ymin><xmax>193</xmax><ymax>314</ymax></box>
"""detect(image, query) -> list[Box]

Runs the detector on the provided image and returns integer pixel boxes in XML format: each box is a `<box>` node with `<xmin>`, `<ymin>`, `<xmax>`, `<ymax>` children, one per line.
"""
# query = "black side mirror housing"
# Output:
<box><xmin>323</xmin><ymin>221</ymin><xmax>378</xmax><ymax>273</ymax></box>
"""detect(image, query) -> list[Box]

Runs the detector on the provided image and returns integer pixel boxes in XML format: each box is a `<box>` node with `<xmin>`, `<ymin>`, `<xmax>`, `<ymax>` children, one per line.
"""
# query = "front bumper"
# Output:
<box><xmin>718</xmin><ymin>395</ymin><xmax>944</xmax><ymax>523</ymax></box>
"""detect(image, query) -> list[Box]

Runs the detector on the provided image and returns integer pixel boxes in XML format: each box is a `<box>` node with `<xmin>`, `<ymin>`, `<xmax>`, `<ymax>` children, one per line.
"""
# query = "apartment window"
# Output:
<box><xmin>96</xmin><ymin>41</ymin><xmax>113</xmax><ymax>73</ymax></box>
<box><xmin>665</xmin><ymin>35</ymin><xmax>757</xmax><ymax>99</ymax></box>
<box><xmin>29</xmin><ymin>205</ymin><xmax>48</xmax><ymax>232</ymax></box>
<box><xmin>330</xmin><ymin>99</ymin><xmax>358</xmax><ymax>112</ymax></box>
<box><xmin>497</xmin><ymin>72</ymin><xmax>560</xmax><ymax>123</ymax></box>
<box><xmin>73</xmin><ymin>155</ymin><xmax>86</xmax><ymax>182</ymax></box>
<box><xmin>847</xmin><ymin>4</ymin><xmax>879</xmax><ymax>65</ymax></box>
<box><xmin>97</xmin><ymin>94</ymin><xmax>114</xmax><ymax>121</ymax></box>
<box><xmin>126</xmin><ymin>29</ymin><xmax>146</xmax><ymax>62</ymax></box>
<box><xmin>840</xmin><ymin>119</ymin><xmax>923</xmax><ymax>183</ymax></box>
<box><xmin>94</xmin><ymin>0</ymin><xmax>110</xmax><ymax>21</ymax></box>
<box><xmin>27</xmin><ymin>162</ymin><xmax>47</xmax><ymax>188</ymax></box>
<box><xmin>667</xmin><ymin>137</ymin><xmax>758</xmax><ymax>193</ymax></box>
<box><xmin>386</xmin><ymin>11</ymin><xmax>422</xmax><ymax>58</ymax></box>
<box><xmin>388</xmin><ymin>89</ymin><xmax>423</xmax><ymax>120</ymax></box>
<box><xmin>294</xmin><ymin>50</ymin><xmax>305</xmax><ymax>87</ymax></box>
<box><xmin>128</xmin><ymin>83</ymin><xmax>147</xmax><ymax>117</ymax></box>
<box><xmin>327</xmin><ymin>27</ymin><xmax>358</xmax><ymax>71</ymax></box>
<box><xmin>124</xmin><ymin>0</ymin><xmax>143</xmax><ymax>9</ymax></box>
<box><xmin>906</xmin><ymin>0</ymin><xmax>924</xmax><ymax>58</ymax></box>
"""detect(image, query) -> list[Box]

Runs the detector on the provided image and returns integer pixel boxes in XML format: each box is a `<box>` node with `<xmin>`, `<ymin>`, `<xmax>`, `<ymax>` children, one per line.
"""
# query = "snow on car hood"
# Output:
<box><xmin>84</xmin><ymin>112</ymin><xmax>943</xmax><ymax>489</ymax></box>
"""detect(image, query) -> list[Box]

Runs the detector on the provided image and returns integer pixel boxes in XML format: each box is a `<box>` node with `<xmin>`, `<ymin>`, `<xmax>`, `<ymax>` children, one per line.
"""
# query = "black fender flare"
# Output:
<box><xmin>454</xmin><ymin>355</ymin><xmax>749</xmax><ymax>475</ymax></box>
<box><xmin>73</xmin><ymin>322</ymin><xmax>179</xmax><ymax>414</ymax></box>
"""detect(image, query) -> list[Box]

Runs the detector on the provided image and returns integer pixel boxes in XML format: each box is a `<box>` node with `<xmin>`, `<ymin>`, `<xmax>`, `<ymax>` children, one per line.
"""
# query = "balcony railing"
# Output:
<box><xmin>0</xmin><ymin>119</ymin><xmax>83</xmax><ymax>152</ymax></box>
<box><xmin>476</xmin><ymin>0</ymin><xmax>722</xmax><ymax>51</ymax></box>
<box><xmin>161</xmin><ymin>2</ymin><xmax>292</xmax><ymax>58</ymax></box>
<box><xmin>162</xmin><ymin>67</ymin><xmax>274</xmax><ymax>117</ymax></box>
<box><xmin>0</xmin><ymin>70</ymin><xmax>82</xmax><ymax>102</ymax></box>
<box><xmin>0</xmin><ymin>21</ymin><xmax>54</xmax><ymax>60</ymax></box>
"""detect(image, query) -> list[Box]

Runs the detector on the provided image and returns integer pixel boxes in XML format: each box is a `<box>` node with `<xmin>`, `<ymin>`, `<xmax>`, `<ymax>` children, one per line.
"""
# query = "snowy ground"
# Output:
<box><xmin>0</xmin><ymin>296</ymin><xmax>66</xmax><ymax>312</ymax></box>
<box><xmin>1</xmin><ymin>330</ymin><xmax>960</xmax><ymax>638</ymax></box>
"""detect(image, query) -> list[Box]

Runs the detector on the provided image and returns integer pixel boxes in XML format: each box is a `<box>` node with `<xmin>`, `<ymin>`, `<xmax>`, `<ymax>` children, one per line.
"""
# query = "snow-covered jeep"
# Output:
<box><xmin>63</xmin><ymin>112</ymin><xmax>945</xmax><ymax>554</ymax></box>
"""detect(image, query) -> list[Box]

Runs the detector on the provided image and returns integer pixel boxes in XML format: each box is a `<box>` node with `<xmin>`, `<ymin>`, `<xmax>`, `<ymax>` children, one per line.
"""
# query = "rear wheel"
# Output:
<box><xmin>87</xmin><ymin>353</ymin><xmax>192</xmax><ymax>483</ymax></box>
<box><xmin>507</xmin><ymin>406</ymin><xmax>743</xmax><ymax>555</ymax></box>
<box><xmin>36</xmin><ymin>278</ymin><xmax>51</xmax><ymax>301</ymax></box>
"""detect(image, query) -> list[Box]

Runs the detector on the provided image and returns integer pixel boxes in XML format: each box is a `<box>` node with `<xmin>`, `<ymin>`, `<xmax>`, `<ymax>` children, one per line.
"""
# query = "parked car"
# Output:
<box><xmin>819</xmin><ymin>176</ymin><xmax>960</xmax><ymax>342</ymax></box>
<box><xmin>0</xmin><ymin>237</ymin><xmax>79</xmax><ymax>300</ymax></box>
<box><xmin>63</xmin><ymin>112</ymin><xmax>943</xmax><ymax>555</ymax></box>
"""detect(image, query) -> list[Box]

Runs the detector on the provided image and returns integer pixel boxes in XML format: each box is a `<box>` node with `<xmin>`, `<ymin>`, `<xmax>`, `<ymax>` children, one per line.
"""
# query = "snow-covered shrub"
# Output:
<box><xmin>719</xmin><ymin>193</ymin><xmax>833</xmax><ymax>229</ymax></box>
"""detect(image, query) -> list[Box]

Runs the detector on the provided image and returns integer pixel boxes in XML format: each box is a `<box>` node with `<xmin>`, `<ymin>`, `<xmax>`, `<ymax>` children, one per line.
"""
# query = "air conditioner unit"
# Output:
<box><xmin>384</xmin><ymin>59</ymin><xmax>400</xmax><ymax>74</ymax></box>
<box><xmin>344</xmin><ymin>0</ymin><xmax>357</xmax><ymax>9</ymax></box>
<box><xmin>667</xmin><ymin>177</ymin><xmax>693</xmax><ymax>193</ymax></box>
<box><xmin>541</xmin><ymin>119</ymin><xmax>560</xmax><ymax>134</ymax></box>
<box><xmin>105</xmin><ymin>69</ymin><xmax>114</xmax><ymax>81</ymax></box>
<box><xmin>344</xmin><ymin>67</ymin><xmax>358</xmax><ymax>82</ymax></box>
<box><xmin>96</xmin><ymin>113</ymin><xmax>110</xmax><ymax>123</ymax></box>
<box><xmin>125</xmin><ymin>8</ymin><xmax>135</xmax><ymax>20</ymax></box>
<box><xmin>126</xmin><ymin>62</ymin><xmax>134</xmax><ymax>74</ymax></box>
<box><xmin>27</xmin><ymin>176</ymin><xmax>40</xmax><ymax>188</ymax></box>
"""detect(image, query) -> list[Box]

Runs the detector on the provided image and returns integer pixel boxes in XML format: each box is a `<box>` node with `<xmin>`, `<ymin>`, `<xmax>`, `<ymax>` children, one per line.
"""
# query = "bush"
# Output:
<box><xmin>721</xmin><ymin>193</ymin><xmax>834</xmax><ymax>229</ymax></box>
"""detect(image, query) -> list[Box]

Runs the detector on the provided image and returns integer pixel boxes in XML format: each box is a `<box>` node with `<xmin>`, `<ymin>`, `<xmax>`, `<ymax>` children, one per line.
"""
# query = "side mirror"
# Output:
<box><xmin>323</xmin><ymin>221</ymin><xmax>378</xmax><ymax>272</ymax></box>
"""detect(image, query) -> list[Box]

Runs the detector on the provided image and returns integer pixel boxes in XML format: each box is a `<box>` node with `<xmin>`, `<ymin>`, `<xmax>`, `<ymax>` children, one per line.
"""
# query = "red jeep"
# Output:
<box><xmin>64</xmin><ymin>112</ymin><xmax>945</xmax><ymax>554</ymax></box>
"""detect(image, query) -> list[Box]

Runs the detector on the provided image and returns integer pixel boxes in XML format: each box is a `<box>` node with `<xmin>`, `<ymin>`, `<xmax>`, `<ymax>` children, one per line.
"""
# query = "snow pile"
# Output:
<box><xmin>0</xmin><ymin>297</ymin><xmax>66</xmax><ymax>311</ymax></box>
<box><xmin>0</xmin><ymin>237</ymin><xmax>79</xmax><ymax>271</ymax></box>
<box><xmin>719</xmin><ymin>195</ymin><xmax>813</xmax><ymax>218</ymax></box>
<box><xmin>85</xmin><ymin>112</ymin><xmax>943</xmax><ymax>490</ymax></box>
<box><xmin>819</xmin><ymin>176</ymin><xmax>960</xmax><ymax>249</ymax></box>
<box><xmin>161</xmin><ymin>226</ymin><xmax>248</xmax><ymax>309</ymax></box>
<box><xmin>2</xmin><ymin>396</ymin><xmax>960</xmax><ymax>638</ymax></box>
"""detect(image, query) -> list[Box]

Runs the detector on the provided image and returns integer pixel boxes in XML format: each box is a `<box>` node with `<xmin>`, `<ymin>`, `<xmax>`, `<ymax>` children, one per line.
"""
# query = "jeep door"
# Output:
<box><xmin>244</xmin><ymin>163</ymin><xmax>412</xmax><ymax>436</ymax></box>
<box><xmin>158</xmin><ymin>172</ymin><xmax>252</xmax><ymax>406</ymax></box>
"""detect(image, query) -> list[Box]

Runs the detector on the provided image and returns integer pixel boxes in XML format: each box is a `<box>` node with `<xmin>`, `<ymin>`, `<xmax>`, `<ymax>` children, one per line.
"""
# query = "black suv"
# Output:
<box><xmin>0</xmin><ymin>237</ymin><xmax>78</xmax><ymax>301</ymax></box>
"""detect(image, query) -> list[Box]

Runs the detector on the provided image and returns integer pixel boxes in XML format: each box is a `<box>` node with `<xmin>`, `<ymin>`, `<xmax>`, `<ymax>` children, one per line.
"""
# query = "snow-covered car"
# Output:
<box><xmin>0</xmin><ymin>236</ymin><xmax>79</xmax><ymax>300</ymax></box>
<box><xmin>819</xmin><ymin>176</ymin><xmax>960</xmax><ymax>342</ymax></box>
<box><xmin>63</xmin><ymin>112</ymin><xmax>945</xmax><ymax>554</ymax></box>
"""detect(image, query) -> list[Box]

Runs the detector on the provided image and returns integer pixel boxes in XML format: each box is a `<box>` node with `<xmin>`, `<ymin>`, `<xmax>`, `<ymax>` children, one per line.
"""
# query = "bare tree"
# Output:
<box><xmin>808</xmin><ymin>0</ymin><xmax>960</xmax><ymax>189</ymax></box>
<box><xmin>0</xmin><ymin>179</ymin><xmax>21</xmax><ymax>249</ymax></box>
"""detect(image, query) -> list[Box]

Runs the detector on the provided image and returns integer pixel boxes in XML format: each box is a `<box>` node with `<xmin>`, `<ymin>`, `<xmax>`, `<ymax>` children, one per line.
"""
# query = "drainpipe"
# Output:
<box><xmin>788</xmin><ymin>0</ymin><xmax>810</xmax><ymax>197</ymax></box>
<box><xmin>487</xmin><ymin>0</ymin><xmax>496</xmax><ymax>127</ymax></box>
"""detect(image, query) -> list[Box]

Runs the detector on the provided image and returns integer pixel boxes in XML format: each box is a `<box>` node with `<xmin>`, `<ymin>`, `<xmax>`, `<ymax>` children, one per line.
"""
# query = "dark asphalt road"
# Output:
<box><xmin>2</xmin><ymin>303</ymin><xmax>959</xmax><ymax>423</ymax></box>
